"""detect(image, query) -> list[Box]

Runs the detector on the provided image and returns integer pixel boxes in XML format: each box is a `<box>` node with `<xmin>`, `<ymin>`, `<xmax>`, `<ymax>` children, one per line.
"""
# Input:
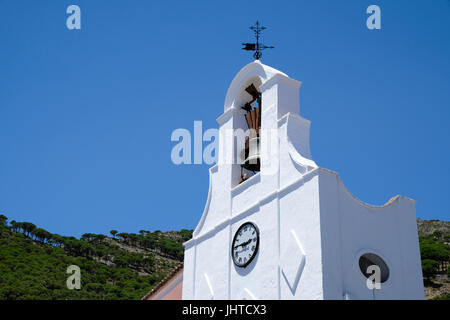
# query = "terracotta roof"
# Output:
<box><xmin>141</xmin><ymin>262</ymin><xmax>183</xmax><ymax>300</ymax></box>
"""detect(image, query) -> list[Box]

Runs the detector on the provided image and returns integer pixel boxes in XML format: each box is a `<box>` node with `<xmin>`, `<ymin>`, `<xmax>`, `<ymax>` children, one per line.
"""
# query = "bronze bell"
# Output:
<box><xmin>242</xmin><ymin>136</ymin><xmax>260</xmax><ymax>171</ymax></box>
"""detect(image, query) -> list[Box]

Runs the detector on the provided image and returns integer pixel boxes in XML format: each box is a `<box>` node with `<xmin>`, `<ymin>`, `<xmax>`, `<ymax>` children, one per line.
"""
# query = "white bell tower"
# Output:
<box><xmin>182</xmin><ymin>60</ymin><xmax>425</xmax><ymax>300</ymax></box>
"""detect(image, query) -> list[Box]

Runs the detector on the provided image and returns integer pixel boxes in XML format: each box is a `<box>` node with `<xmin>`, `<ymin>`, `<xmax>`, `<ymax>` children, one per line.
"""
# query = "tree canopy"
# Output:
<box><xmin>0</xmin><ymin>215</ymin><xmax>192</xmax><ymax>300</ymax></box>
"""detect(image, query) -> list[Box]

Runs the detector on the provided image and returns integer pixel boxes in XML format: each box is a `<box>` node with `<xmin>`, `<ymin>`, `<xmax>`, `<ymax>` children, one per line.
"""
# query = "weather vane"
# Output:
<box><xmin>242</xmin><ymin>21</ymin><xmax>274</xmax><ymax>60</ymax></box>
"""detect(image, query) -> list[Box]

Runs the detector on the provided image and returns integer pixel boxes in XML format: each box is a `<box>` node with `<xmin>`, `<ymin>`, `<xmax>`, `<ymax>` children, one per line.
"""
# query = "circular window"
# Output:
<box><xmin>358</xmin><ymin>253</ymin><xmax>390</xmax><ymax>283</ymax></box>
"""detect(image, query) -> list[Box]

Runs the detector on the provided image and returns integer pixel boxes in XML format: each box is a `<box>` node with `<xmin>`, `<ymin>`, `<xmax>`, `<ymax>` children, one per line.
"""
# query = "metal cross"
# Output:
<box><xmin>242</xmin><ymin>21</ymin><xmax>274</xmax><ymax>60</ymax></box>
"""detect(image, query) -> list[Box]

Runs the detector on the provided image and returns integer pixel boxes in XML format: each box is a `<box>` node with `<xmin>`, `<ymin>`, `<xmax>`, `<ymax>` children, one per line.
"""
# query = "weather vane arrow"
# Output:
<box><xmin>242</xmin><ymin>21</ymin><xmax>274</xmax><ymax>60</ymax></box>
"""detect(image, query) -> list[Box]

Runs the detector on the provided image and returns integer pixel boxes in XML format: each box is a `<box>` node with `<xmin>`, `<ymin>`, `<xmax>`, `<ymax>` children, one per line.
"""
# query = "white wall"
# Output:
<box><xmin>183</xmin><ymin>61</ymin><xmax>424</xmax><ymax>300</ymax></box>
<box><xmin>318</xmin><ymin>169</ymin><xmax>424</xmax><ymax>299</ymax></box>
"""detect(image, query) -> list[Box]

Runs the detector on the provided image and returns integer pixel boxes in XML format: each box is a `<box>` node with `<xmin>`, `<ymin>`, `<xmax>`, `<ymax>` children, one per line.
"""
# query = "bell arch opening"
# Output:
<box><xmin>231</xmin><ymin>77</ymin><xmax>263</xmax><ymax>187</ymax></box>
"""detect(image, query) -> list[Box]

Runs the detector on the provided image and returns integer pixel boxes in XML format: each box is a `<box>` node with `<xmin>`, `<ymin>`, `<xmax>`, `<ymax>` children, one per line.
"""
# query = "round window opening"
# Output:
<box><xmin>358</xmin><ymin>253</ymin><xmax>390</xmax><ymax>283</ymax></box>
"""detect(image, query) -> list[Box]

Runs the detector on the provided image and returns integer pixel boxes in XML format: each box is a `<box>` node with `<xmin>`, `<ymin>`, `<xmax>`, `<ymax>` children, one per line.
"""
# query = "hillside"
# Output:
<box><xmin>416</xmin><ymin>219</ymin><xmax>450</xmax><ymax>300</ymax></box>
<box><xmin>0</xmin><ymin>214</ymin><xmax>448</xmax><ymax>300</ymax></box>
<box><xmin>0</xmin><ymin>214</ymin><xmax>191</xmax><ymax>300</ymax></box>
<box><xmin>417</xmin><ymin>219</ymin><xmax>450</xmax><ymax>237</ymax></box>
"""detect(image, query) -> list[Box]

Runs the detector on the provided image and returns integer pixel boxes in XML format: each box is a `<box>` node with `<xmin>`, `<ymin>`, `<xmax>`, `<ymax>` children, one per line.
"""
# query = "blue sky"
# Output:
<box><xmin>0</xmin><ymin>1</ymin><xmax>449</xmax><ymax>238</ymax></box>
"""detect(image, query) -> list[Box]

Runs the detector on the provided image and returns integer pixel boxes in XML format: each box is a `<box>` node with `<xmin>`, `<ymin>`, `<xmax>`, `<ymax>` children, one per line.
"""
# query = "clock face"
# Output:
<box><xmin>231</xmin><ymin>222</ymin><xmax>259</xmax><ymax>268</ymax></box>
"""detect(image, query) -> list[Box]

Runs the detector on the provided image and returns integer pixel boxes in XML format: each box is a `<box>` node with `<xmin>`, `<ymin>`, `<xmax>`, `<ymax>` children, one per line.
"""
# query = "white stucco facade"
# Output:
<box><xmin>182</xmin><ymin>61</ymin><xmax>425</xmax><ymax>300</ymax></box>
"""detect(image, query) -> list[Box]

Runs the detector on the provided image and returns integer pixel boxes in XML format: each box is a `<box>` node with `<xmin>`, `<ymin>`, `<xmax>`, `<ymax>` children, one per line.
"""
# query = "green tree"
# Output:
<box><xmin>81</xmin><ymin>233</ymin><xmax>96</xmax><ymax>242</ymax></box>
<box><xmin>433</xmin><ymin>294</ymin><xmax>450</xmax><ymax>300</ymax></box>
<box><xmin>95</xmin><ymin>234</ymin><xmax>106</xmax><ymax>242</ymax></box>
<box><xmin>34</xmin><ymin>228</ymin><xmax>48</xmax><ymax>243</ymax></box>
<box><xmin>0</xmin><ymin>214</ymin><xmax>7</xmax><ymax>226</ymax></box>
<box><xmin>21</xmin><ymin>222</ymin><xmax>36</xmax><ymax>238</ymax></box>
<box><xmin>422</xmin><ymin>259</ymin><xmax>440</xmax><ymax>279</ymax></box>
<box><xmin>10</xmin><ymin>220</ymin><xmax>18</xmax><ymax>232</ymax></box>
<box><xmin>179</xmin><ymin>229</ymin><xmax>193</xmax><ymax>241</ymax></box>
<box><xmin>432</xmin><ymin>230</ymin><xmax>443</xmax><ymax>240</ymax></box>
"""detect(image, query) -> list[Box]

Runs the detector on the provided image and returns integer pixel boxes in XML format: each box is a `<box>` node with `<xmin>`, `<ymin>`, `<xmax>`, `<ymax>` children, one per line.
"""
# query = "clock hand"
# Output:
<box><xmin>234</xmin><ymin>239</ymin><xmax>252</xmax><ymax>249</ymax></box>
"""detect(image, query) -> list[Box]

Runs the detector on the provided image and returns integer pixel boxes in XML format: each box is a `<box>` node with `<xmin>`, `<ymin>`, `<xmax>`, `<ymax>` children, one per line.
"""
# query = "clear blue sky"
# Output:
<box><xmin>0</xmin><ymin>1</ymin><xmax>449</xmax><ymax>238</ymax></box>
